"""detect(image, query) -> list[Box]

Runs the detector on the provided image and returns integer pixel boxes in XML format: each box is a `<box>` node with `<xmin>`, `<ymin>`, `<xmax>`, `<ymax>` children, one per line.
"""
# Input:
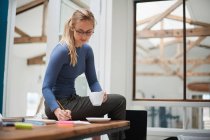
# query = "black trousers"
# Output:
<box><xmin>45</xmin><ymin>94</ymin><xmax>126</xmax><ymax>140</ymax></box>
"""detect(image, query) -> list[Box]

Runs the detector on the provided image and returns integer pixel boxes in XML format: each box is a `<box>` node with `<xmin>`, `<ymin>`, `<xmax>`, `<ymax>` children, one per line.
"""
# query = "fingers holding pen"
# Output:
<box><xmin>63</xmin><ymin>109</ymin><xmax>72</xmax><ymax>120</ymax></box>
<box><xmin>59</xmin><ymin>109</ymin><xmax>71</xmax><ymax>120</ymax></box>
<box><xmin>54</xmin><ymin>108</ymin><xmax>72</xmax><ymax>121</ymax></box>
<box><xmin>56</xmin><ymin>100</ymin><xmax>72</xmax><ymax>120</ymax></box>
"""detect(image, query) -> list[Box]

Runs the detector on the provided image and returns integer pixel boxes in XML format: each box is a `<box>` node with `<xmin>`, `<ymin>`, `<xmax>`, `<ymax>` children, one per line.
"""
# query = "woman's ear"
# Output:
<box><xmin>69</xmin><ymin>19</ymin><xmax>74</xmax><ymax>31</ymax></box>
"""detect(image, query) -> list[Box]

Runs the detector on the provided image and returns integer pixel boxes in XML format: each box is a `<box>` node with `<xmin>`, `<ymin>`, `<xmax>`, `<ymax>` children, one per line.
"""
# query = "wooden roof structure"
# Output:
<box><xmin>14</xmin><ymin>0</ymin><xmax>89</xmax><ymax>65</ymax></box>
<box><xmin>136</xmin><ymin>0</ymin><xmax>210</xmax><ymax>78</ymax></box>
<box><xmin>135</xmin><ymin>0</ymin><xmax>210</xmax><ymax>92</ymax></box>
<box><xmin>15</xmin><ymin>0</ymin><xmax>48</xmax><ymax>65</ymax></box>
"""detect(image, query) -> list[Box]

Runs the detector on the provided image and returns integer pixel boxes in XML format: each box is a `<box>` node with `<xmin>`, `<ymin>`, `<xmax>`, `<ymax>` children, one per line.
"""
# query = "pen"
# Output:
<box><xmin>57</xmin><ymin>100</ymin><xmax>71</xmax><ymax>119</ymax></box>
<box><xmin>56</xmin><ymin>100</ymin><xmax>65</xmax><ymax>110</ymax></box>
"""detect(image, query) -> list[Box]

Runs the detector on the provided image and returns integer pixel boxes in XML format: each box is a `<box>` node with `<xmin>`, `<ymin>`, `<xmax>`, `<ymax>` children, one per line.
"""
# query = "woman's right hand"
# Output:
<box><xmin>54</xmin><ymin>108</ymin><xmax>72</xmax><ymax>121</ymax></box>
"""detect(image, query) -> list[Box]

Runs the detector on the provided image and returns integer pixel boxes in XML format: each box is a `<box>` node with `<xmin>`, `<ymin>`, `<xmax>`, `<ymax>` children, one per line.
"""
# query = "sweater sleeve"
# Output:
<box><xmin>42</xmin><ymin>44</ymin><xmax>68</xmax><ymax>111</ymax></box>
<box><xmin>85</xmin><ymin>46</ymin><xmax>102</xmax><ymax>92</ymax></box>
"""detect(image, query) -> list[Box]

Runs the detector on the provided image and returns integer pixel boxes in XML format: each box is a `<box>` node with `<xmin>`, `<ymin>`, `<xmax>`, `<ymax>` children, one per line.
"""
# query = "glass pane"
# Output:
<box><xmin>146</xmin><ymin>105</ymin><xmax>210</xmax><ymax>129</ymax></box>
<box><xmin>186</xmin><ymin>0</ymin><xmax>210</xmax><ymax>100</ymax></box>
<box><xmin>134</xmin><ymin>0</ymin><xmax>184</xmax><ymax>100</ymax></box>
<box><xmin>26</xmin><ymin>92</ymin><xmax>42</xmax><ymax>116</ymax></box>
<box><xmin>186</xmin><ymin>107</ymin><xmax>210</xmax><ymax>130</ymax></box>
<box><xmin>60</xmin><ymin>0</ymin><xmax>77</xmax><ymax>34</ymax></box>
<box><xmin>147</xmin><ymin>106</ymin><xmax>183</xmax><ymax>128</ymax></box>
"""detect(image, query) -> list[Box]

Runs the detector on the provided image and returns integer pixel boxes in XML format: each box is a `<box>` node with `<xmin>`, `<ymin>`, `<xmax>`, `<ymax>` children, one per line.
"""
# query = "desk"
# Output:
<box><xmin>0</xmin><ymin>120</ymin><xmax>130</xmax><ymax>140</ymax></box>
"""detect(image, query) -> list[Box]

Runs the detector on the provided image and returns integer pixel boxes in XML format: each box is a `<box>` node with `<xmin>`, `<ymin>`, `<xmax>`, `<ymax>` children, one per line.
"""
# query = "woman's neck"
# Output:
<box><xmin>75</xmin><ymin>43</ymin><xmax>83</xmax><ymax>48</ymax></box>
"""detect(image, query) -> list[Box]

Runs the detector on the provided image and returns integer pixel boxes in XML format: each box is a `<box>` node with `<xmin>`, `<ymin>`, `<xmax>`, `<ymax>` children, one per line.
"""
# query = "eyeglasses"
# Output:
<box><xmin>75</xmin><ymin>29</ymin><xmax>94</xmax><ymax>37</ymax></box>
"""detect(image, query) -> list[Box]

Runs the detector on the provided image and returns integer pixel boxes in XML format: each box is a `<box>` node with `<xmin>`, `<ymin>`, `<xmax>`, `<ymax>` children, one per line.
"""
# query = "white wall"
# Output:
<box><xmin>5</xmin><ymin>56</ymin><xmax>44</xmax><ymax>117</ymax></box>
<box><xmin>108</xmin><ymin>0</ymin><xmax>134</xmax><ymax>110</ymax></box>
<box><xmin>90</xmin><ymin>0</ymin><xmax>134</xmax><ymax>107</ymax></box>
<box><xmin>4</xmin><ymin>0</ymin><xmax>46</xmax><ymax>117</ymax></box>
<box><xmin>110</xmin><ymin>0</ymin><xmax>128</xmax><ymax>97</ymax></box>
<box><xmin>89</xmin><ymin>0</ymin><xmax>113</xmax><ymax>93</ymax></box>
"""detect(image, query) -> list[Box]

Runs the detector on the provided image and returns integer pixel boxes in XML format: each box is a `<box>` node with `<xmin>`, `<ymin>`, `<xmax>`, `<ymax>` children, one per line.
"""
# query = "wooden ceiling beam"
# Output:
<box><xmin>188</xmin><ymin>53</ymin><xmax>210</xmax><ymax>71</ymax></box>
<box><xmin>136</xmin><ymin>14</ymin><xmax>159</xmax><ymax>25</ymax></box>
<box><xmin>16</xmin><ymin>0</ymin><xmax>47</xmax><ymax>15</ymax></box>
<box><xmin>15</xmin><ymin>26</ymin><xmax>30</xmax><ymax>37</ymax></box>
<box><xmin>143</xmin><ymin>0</ymin><xmax>182</xmax><ymax>30</ymax></box>
<box><xmin>137</xmin><ymin>27</ymin><xmax>210</xmax><ymax>38</ymax></box>
<box><xmin>71</xmin><ymin>0</ymin><xmax>89</xmax><ymax>9</ymax></box>
<box><xmin>136</xmin><ymin>58</ymin><xmax>210</xmax><ymax>65</ymax></box>
<box><xmin>137</xmin><ymin>14</ymin><xmax>210</xmax><ymax>27</ymax></box>
<box><xmin>136</xmin><ymin>72</ymin><xmax>210</xmax><ymax>77</ymax></box>
<box><xmin>136</xmin><ymin>44</ymin><xmax>150</xmax><ymax>54</ymax></box>
<box><xmin>14</xmin><ymin>36</ymin><xmax>47</xmax><ymax>44</ymax></box>
<box><xmin>137</xmin><ymin>38</ymin><xmax>183</xmax><ymax>50</ymax></box>
<box><xmin>166</xmin><ymin>14</ymin><xmax>210</xmax><ymax>27</ymax></box>
<box><xmin>27</xmin><ymin>53</ymin><xmax>46</xmax><ymax>65</ymax></box>
<box><xmin>199</xmin><ymin>44</ymin><xmax>210</xmax><ymax>49</ymax></box>
<box><xmin>175</xmin><ymin>36</ymin><xmax>206</xmax><ymax>58</ymax></box>
<box><xmin>41</xmin><ymin>0</ymin><xmax>48</xmax><ymax>36</ymax></box>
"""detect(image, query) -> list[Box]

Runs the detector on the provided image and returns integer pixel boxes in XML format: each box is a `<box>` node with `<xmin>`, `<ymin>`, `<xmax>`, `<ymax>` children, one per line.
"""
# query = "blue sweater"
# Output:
<box><xmin>42</xmin><ymin>43</ymin><xmax>102</xmax><ymax>111</ymax></box>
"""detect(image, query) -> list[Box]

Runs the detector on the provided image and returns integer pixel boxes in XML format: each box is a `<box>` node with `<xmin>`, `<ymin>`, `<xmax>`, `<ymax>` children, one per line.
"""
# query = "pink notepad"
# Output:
<box><xmin>57</xmin><ymin>121</ymin><xmax>74</xmax><ymax>124</ymax></box>
<box><xmin>56</xmin><ymin>121</ymin><xmax>74</xmax><ymax>127</ymax></box>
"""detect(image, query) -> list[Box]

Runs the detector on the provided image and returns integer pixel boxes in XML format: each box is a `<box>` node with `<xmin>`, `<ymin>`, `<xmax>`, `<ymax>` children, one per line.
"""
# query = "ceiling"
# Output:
<box><xmin>13</xmin><ymin>0</ymin><xmax>209</xmax><ymax>60</ymax></box>
<box><xmin>14</xmin><ymin>0</ymin><xmax>91</xmax><ymax>59</ymax></box>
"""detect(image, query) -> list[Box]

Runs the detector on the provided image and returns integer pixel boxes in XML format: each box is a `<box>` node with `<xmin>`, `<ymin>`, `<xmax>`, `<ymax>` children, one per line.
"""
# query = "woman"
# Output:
<box><xmin>42</xmin><ymin>9</ymin><xmax>126</xmax><ymax>140</ymax></box>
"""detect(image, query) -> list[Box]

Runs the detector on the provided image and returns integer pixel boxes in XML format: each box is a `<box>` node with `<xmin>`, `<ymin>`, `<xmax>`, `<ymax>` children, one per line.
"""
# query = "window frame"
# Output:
<box><xmin>133</xmin><ymin>0</ymin><xmax>210</xmax><ymax>102</ymax></box>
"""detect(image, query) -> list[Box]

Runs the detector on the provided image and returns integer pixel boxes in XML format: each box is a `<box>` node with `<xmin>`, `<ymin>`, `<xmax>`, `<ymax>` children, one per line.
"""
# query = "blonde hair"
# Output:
<box><xmin>60</xmin><ymin>9</ymin><xmax>95</xmax><ymax>66</ymax></box>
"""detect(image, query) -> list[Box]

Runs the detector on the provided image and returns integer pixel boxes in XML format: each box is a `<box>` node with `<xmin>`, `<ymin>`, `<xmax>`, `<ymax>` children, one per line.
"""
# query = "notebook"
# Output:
<box><xmin>2</xmin><ymin>117</ymin><xmax>24</xmax><ymax>122</ymax></box>
<box><xmin>24</xmin><ymin>118</ymin><xmax>56</xmax><ymax>125</ymax></box>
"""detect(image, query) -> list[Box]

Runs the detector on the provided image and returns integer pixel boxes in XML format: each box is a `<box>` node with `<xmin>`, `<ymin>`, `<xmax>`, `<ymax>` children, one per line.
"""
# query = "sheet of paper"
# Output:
<box><xmin>57</xmin><ymin>120</ymin><xmax>91</xmax><ymax>125</ymax></box>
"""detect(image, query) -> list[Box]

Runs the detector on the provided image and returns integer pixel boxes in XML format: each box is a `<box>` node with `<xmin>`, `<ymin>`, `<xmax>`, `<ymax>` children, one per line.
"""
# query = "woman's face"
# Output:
<box><xmin>73</xmin><ymin>20</ymin><xmax>94</xmax><ymax>47</ymax></box>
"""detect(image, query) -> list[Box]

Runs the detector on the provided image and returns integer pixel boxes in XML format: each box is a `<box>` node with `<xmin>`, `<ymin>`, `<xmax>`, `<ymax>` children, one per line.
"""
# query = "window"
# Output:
<box><xmin>133</xmin><ymin>0</ymin><xmax>210</xmax><ymax>101</ymax></box>
<box><xmin>133</xmin><ymin>0</ymin><xmax>210</xmax><ymax>129</ymax></box>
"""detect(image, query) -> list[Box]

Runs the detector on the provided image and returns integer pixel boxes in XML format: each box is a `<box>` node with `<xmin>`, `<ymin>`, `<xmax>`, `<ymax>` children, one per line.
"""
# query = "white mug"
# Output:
<box><xmin>89</xmin><ymin>91</ymin><xmax>104</xmax><ymax>106</ymax></box>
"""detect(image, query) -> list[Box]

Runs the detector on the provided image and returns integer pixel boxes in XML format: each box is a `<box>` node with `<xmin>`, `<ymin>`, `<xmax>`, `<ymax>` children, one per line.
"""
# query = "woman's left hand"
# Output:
<box><xmin>102</xmin><ymin>91</ymin><xmax>108</xmax><ymax>103</ymax></box>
